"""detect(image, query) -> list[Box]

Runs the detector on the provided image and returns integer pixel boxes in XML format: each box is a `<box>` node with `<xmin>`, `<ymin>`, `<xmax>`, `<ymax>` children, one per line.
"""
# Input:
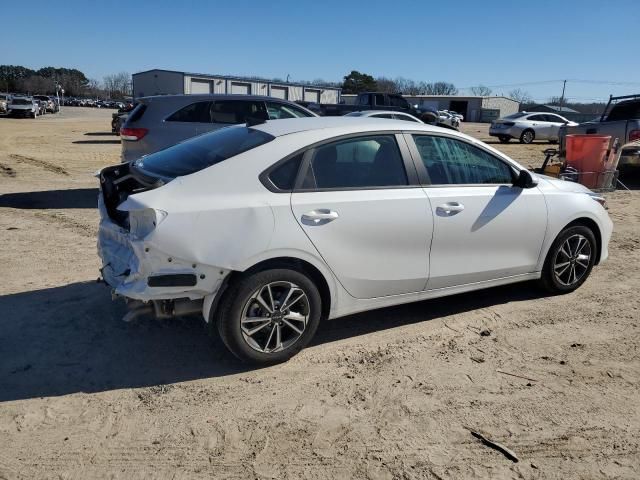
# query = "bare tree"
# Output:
<box><xmin>425</xmin><ymin>82</ymin><xmax>458</xmax><ymax>95</ymax></box>
<box><xmin>375</xmin><ymin>77</ymin><xmax>397</xmax><ymax>93</ymax></box>
<box><xmin>508</xmin><ymin>88</ymin><xmax>533</xmax><ymax>104</ymax></box>
<box><xmin>103</xmin><ymin>72</ymin><xmax>131</xmax><ymax>99</ymax></box>
<box><xmin>470</xmin><ymin>85</ymin><xmax>492</xmax><ymax>96</ymax></box>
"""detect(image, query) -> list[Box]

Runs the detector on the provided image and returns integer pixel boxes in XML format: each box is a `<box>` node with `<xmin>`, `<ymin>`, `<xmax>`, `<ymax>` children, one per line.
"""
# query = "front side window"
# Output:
<box><xmin>374</xmin><ymin>94</ymin><xmax>385</xmax><ymax>106</ymax></box>
<box><xmin>266</xmin><ymin>102</ymin><xmax>312</xmax><ymax>119</ymax></box>
<box><xmin>389</xmin><ymin>95</ymin><xmax>408</xmax><ymax>108</ymax></box>
<box><xmin>166</xmin><ymin>101</ymin><xmax>212</xmax><ymax>123</ymax></box>
<box><xmin>302</xmin><ymin>135</ymin><xmax>407</xmax><ymax>189</ymax></box>
<box><xmin>412</xmin><ymin>135</ymin><xmax>514</xmax><ymax>185</ymax></box>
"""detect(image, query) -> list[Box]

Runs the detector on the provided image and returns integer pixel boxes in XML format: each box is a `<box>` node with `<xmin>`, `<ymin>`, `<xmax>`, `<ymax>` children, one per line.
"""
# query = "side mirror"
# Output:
<box><xmin>514</xmin><ymin>169</ymin><xmax>538</xmax><ymax>189</ymax></box>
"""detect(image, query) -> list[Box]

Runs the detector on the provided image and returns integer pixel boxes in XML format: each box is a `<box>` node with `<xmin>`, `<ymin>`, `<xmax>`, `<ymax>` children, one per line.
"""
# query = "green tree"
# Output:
<box><xmin>342</xmin><ymin>70</ymin><xmax>377</xmax><ymax>94</ymax></box>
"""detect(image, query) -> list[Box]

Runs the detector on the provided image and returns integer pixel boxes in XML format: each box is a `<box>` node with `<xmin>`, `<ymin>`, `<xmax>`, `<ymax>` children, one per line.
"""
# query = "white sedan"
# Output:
<box><xmin>98</xmin><ymin>117</ymin><xmax>613</xmax><ymax>364</ymax></box>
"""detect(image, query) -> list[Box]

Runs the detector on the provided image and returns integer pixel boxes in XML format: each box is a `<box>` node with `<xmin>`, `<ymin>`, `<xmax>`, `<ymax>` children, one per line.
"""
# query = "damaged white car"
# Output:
<box><xmin>98</xmin><ymin>117</ymin><xmax>612</xmax><ymax>364</ymax></box>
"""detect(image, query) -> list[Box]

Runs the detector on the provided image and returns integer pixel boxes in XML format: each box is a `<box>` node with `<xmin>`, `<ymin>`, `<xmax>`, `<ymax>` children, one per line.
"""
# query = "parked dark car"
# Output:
<box><xmin>120</xmin><ymin>94</ymin><xmax>316</xmax><ymax>162</ymax></box>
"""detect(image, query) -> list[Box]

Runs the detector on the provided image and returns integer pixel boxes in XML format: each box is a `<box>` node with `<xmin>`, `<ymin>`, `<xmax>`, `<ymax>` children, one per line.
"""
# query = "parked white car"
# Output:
<box><xmin>490</xmin><ymin>112</ymin><xmax>579</xmax><ymax>144</ymax></box>
<box><xmin>98</xmin><ymin>117</ymin><xmax>612</xmax><ymax>364</ymax></box>
<box><xmin>437</xmin><ymin>110</ymin><xmax>460</xmax><ymax>129</ymax></box>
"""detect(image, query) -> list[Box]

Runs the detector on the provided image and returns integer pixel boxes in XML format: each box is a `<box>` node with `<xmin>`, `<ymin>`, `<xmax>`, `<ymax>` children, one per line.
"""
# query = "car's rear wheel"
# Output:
<box><xmin>539</xmin><ymin>225</ymin><xmax>597</xmax><ymax>293</ymax></box>
<box><xmin>499</xmin><ymin>136</ymin><xmax>510</xmax><ymax>143</ymax></box>
<box><xmin>520</xmin><ymin>129</ymin><xmax>535</xmax><ymax>144</ymax></box>
<box><xmin>215</xmin><ymin>269</ymin><xmax>322</xmax><ymax>364</ymax></box>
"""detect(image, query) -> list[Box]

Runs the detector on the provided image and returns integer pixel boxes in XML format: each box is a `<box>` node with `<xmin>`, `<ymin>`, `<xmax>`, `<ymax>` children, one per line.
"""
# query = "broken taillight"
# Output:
<box><xmin>120</xmin><ymin>127</ymin><xmax>148</xmax><ymax>141</ymax></box>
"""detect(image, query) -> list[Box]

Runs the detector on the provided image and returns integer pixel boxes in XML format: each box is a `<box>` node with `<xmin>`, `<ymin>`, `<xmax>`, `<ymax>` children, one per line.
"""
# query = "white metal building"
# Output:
<box><xmin>132</xmin><ymin>69</ymin><xmax>341</xmax><ymax>104</ymax></box>
<box><xmin>341</xmin><ymin>94</ymin><xmax>519</xmax><ymax>122</ymax></box>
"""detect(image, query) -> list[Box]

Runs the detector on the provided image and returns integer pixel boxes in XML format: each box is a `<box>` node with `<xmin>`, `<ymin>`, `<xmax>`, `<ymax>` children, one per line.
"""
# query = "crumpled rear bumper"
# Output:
<box><xmin>97</xmin><ymin>194</ymin><xmax>227</xmax><ymax>302</ymax></box>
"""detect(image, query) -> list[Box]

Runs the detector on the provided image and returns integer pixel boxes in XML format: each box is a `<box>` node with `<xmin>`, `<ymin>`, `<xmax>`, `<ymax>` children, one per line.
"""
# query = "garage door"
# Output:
<box><xmin>304</xmin><ymin>89</ymin><xmax>320</xmax><ymax>103</ymax></box>
<box><xmin>271</xmin><ymin>86</ymin><xmax>288</xmax><ymax>100</ymax></box>
<box><xmin>231</xmin><ymin>82</ymin><xmax>251</xmax><ymax>95</ymax></box>
<box><xmin>190</xmin><ymin>79</ymin><xmax>211</xmax><ymax>94</ymax></box>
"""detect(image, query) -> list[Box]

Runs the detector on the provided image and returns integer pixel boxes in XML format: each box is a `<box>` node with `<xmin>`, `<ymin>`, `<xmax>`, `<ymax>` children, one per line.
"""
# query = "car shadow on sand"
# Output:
<box><xmin>0</xmin><ymin>280</ymin><xmax>545</xmax><ymax>402</ymax></box>
<box><xmin>84</xmin><ymin>132</ymin><xmax>116</xmax><ymax>136</ymax></box>
<box><xmin>72</xmin><ymin>139</ymin><xmax>121</xmax><ymax>145</ymax></box>
<box><xmin>0</xmin><ymin>188</ymin><xmax>98</xmax><ymax>209</ymax></box>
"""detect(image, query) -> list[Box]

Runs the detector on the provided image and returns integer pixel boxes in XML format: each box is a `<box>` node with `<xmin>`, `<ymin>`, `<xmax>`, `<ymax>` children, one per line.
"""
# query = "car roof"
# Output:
<box><xmin>139</xmin><ymin>94</ymin><xmax>300</xmax><ymax>103</ymax></box>
<box><xmin>250</xmin><ymin>116</ymin><xmax>448</xmax><ymax>137</ymax></box>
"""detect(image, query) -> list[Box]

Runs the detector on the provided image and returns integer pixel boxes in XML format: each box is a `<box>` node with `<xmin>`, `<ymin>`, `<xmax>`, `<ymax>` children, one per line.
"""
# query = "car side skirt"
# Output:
<box><xmin>328</xmin><ymin>272</ymin><xmax>541</xmax><ymax>320</ymax></box>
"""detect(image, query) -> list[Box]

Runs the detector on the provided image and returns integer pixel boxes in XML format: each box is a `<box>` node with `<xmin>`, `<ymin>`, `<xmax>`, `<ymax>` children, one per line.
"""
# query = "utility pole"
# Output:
<box><xmin>559</xmin><ymin>79</ymin><xmax>567</xmax><ymax>111</ymax></box>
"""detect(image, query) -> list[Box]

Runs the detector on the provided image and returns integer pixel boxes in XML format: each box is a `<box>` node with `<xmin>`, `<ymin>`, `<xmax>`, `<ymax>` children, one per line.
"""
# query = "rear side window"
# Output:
<box><xmin>210</xmin><ymin>100</ymin><xmax>267</xmax><ymax>124</ymax></box>
<box><xmin>166</xmin><ymin>101</ymin><xmax>211</xmax><ymax>122</ymax></box>
<box><xmin>134</xmin><ymin>126</ymin><xmax>274</xmax><ymax>179</ymax></box>
<box><xmin>268</xmin><ymin>154</ymin><xmax>303</xmax><ymax>190</ymax></box>
<box><xmin>606</xmin><ymin>100</ymin><xmax>640</xmax><ymax>121</ymax></box>
<box><xmin>527</xmin><ymin>114</ymin><xmax>546</xmax><ymax>121</ymax></box>
<box><xmin>127</xmin><ymin>103</ymin><xmax>147</xmax><ymax>122</ymax></box>
<box><xmin>302</xmin><ymin>135</ymin><xmax>407</xmax><ymax>189</ymax></box>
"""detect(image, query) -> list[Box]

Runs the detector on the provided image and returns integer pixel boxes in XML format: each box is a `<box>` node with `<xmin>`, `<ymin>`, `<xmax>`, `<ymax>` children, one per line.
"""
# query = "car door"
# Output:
<box><xmin>527</xmin><ymin>114</ymin><xmax>551</xmax><ymax>140</ymax></box>
<box><xmin>406</xmin><ymin>133</ymin><xmax>547</xmax><ymax>290</ymax></box>
<box><xmin>545</xmin><ymin>114</ymin><xmax>567</xmax><ymax>141</ymax></box>
<box><xmin>290</xmin><ymin>133</ymin><xmax>433</xmax><ymax>299</ymax></box>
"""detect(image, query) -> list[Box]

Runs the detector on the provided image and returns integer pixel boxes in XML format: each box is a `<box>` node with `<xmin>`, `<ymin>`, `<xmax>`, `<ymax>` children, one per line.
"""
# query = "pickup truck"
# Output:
<box><xmin>314</xmin><ymin>92</ymin><xmax>439</xmax><ymax>124</ymax></box>
<box><xmin>559</xmin><ymin>94</ymin><xmax>640</xmax><ymax>171</ymax></box>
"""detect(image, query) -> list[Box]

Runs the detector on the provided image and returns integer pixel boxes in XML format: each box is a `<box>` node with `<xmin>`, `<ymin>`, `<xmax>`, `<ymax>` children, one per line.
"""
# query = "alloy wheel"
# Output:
<box><xmin>553</xmin><ymin>234</ymin><xmax>592</xmax><ymax>286</ymax></box>
<box><xmin>240</xmin><ymin>281</ymin><xmax>310</xmax><ymax>354</ymax></box>
<box><xmin>522</xmin><ymin>130</ymin><xmax>534</xmax><ymax>143</ymax></box>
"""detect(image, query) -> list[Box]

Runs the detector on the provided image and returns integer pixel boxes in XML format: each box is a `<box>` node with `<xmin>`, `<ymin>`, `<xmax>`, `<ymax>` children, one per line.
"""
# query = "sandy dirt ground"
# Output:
<box><xmin>0</xmin><ymin>109</ymin><xmax>638</xmax><ymax>479</ymax></box>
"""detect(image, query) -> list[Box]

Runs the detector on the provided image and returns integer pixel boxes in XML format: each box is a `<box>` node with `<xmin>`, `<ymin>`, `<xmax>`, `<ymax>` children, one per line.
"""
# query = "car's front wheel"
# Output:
<box><xmin>215</xmin><ymin>269</ymin><xmax>322</xmax><ymax>364</ymax></box>
<box><xmin>539</xmin><ymin>225</ymin><xmax>597</xmax><ymax>293</ymax></box>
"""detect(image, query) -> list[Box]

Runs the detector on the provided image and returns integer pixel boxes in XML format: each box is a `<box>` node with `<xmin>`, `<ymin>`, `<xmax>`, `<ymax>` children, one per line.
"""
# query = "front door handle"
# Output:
<box><xmin>436</xmin><ymin>202</ymin><xmax>465</xmax><ymax>216</ymax></box>
<box><xmin>301</xmin><ymin>209</ymin><xmax>339</xmax><ymax>225</ymax></box>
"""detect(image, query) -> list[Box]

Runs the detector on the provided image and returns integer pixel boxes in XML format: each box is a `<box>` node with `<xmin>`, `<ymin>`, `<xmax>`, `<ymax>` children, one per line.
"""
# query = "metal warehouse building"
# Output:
<box><xmin>132</xmin><ymin>69</ymin><xmax>341</xmax><ymax>104</ymax></box>
<box><xmin>342</xmin><ymin>94</ymin><xmax>520</xmax><ymax>122</ymax></box>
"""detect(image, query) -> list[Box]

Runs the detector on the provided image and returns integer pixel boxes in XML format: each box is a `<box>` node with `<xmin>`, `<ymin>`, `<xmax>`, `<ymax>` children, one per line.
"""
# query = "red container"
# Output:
<box><xmin>565</xmin><ymin>135</ymin><xmax>611</xmax><ymax>188</ymax></box>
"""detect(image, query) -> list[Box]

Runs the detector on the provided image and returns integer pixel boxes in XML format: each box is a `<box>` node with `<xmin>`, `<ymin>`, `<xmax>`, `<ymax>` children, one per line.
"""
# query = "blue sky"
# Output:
<box><xmin>2</xmin><ymin>0</ymin><xmax>639</xmax><ymax>102</ymax></box>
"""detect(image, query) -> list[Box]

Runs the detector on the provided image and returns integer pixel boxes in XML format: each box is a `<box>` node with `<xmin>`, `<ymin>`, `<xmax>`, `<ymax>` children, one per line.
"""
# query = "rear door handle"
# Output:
<box><xmin>301</xmin><ymin>209</ymin><xmax>339</xmax><ymax>225</ymax></box>
<box><xmin>436</xmin><ymin>202</ymin><xmax>465</xmax><ymax>216</ymax></box>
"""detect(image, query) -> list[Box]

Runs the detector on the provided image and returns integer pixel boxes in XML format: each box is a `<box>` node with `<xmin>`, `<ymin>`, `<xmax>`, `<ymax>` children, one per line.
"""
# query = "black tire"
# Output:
<box><xmin>520</xmin><ymin>129</ymin><xmax>535</xmax><ymax>144</ymax></box>
<box><xmin>539</xmin><ymin>225</ymin><xmax>597</xmax><ymax>294</ymax></box>
<box><xmin>499</xmin><ymin>136</ymin><xmax>511</xmax><ymax>144</ymax></box>
<box><xmin>214</xmin><ymin>268</ymin><xmax>322</xmax><ymax>364</ymax></box>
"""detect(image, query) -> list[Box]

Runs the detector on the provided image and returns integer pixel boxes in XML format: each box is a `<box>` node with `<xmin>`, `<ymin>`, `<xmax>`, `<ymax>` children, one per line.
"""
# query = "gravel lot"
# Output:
<box><xmin>1</xmin><ymin>109</ymin><xmax>638</xmax><ymax>479</ymax></box>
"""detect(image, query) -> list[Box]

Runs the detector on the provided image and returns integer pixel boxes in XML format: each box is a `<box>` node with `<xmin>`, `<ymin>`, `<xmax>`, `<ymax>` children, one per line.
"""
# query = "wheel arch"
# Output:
<box><xmin>210</xmin><ymin>255</ymin><xmax>334</xmax><ymax>322</ymax></box>
<box><xmin>563</xmin><ymin>217</ymin><xmax>602</xmax><ymax>265</ymax></box>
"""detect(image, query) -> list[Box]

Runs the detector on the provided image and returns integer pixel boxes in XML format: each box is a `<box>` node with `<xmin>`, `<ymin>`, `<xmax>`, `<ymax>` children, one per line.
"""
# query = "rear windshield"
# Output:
<box><xmin>605</xmin><ymin>100</ymin><xmax>640</xmax><ymax>121</ymax></box>
<box><xmin>503</xmin><ymin>112</ymin><xmax>527</xmax><ymax>119</ymax></box>
<box><xmin>133</xmin><ymin>126</ymin><xmax>274</xmax><ymax>179</ymax></box>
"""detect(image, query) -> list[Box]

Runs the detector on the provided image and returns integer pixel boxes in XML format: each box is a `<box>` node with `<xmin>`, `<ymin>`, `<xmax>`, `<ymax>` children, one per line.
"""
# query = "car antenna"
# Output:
<box><xmin>246</xmin><ymin>116</ymin><xmax>267</xmax><ymax>127</ymax></box>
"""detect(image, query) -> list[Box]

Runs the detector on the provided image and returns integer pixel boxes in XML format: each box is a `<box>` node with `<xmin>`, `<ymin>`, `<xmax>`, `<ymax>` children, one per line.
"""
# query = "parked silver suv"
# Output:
<box><xmin>120</xmin><ymin>94</ymin><xmax>317</xmax><ymax>162</ymax></box>
<box><xmin>490</xmin><ymin>112</ymin><xmax>578</xmax><ymax>144</ymax></box>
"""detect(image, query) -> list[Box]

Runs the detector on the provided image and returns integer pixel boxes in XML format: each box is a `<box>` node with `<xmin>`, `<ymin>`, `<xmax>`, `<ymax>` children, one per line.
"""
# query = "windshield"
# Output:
<box><xmin>134</xmin><ymin>126</ymin><xmax>275</xmax><ymax>179</ymax></box>
<box><xmin>503</xmin><ymin>112</ymin><xmax>527</xmax><ymax>119</ymax></box>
